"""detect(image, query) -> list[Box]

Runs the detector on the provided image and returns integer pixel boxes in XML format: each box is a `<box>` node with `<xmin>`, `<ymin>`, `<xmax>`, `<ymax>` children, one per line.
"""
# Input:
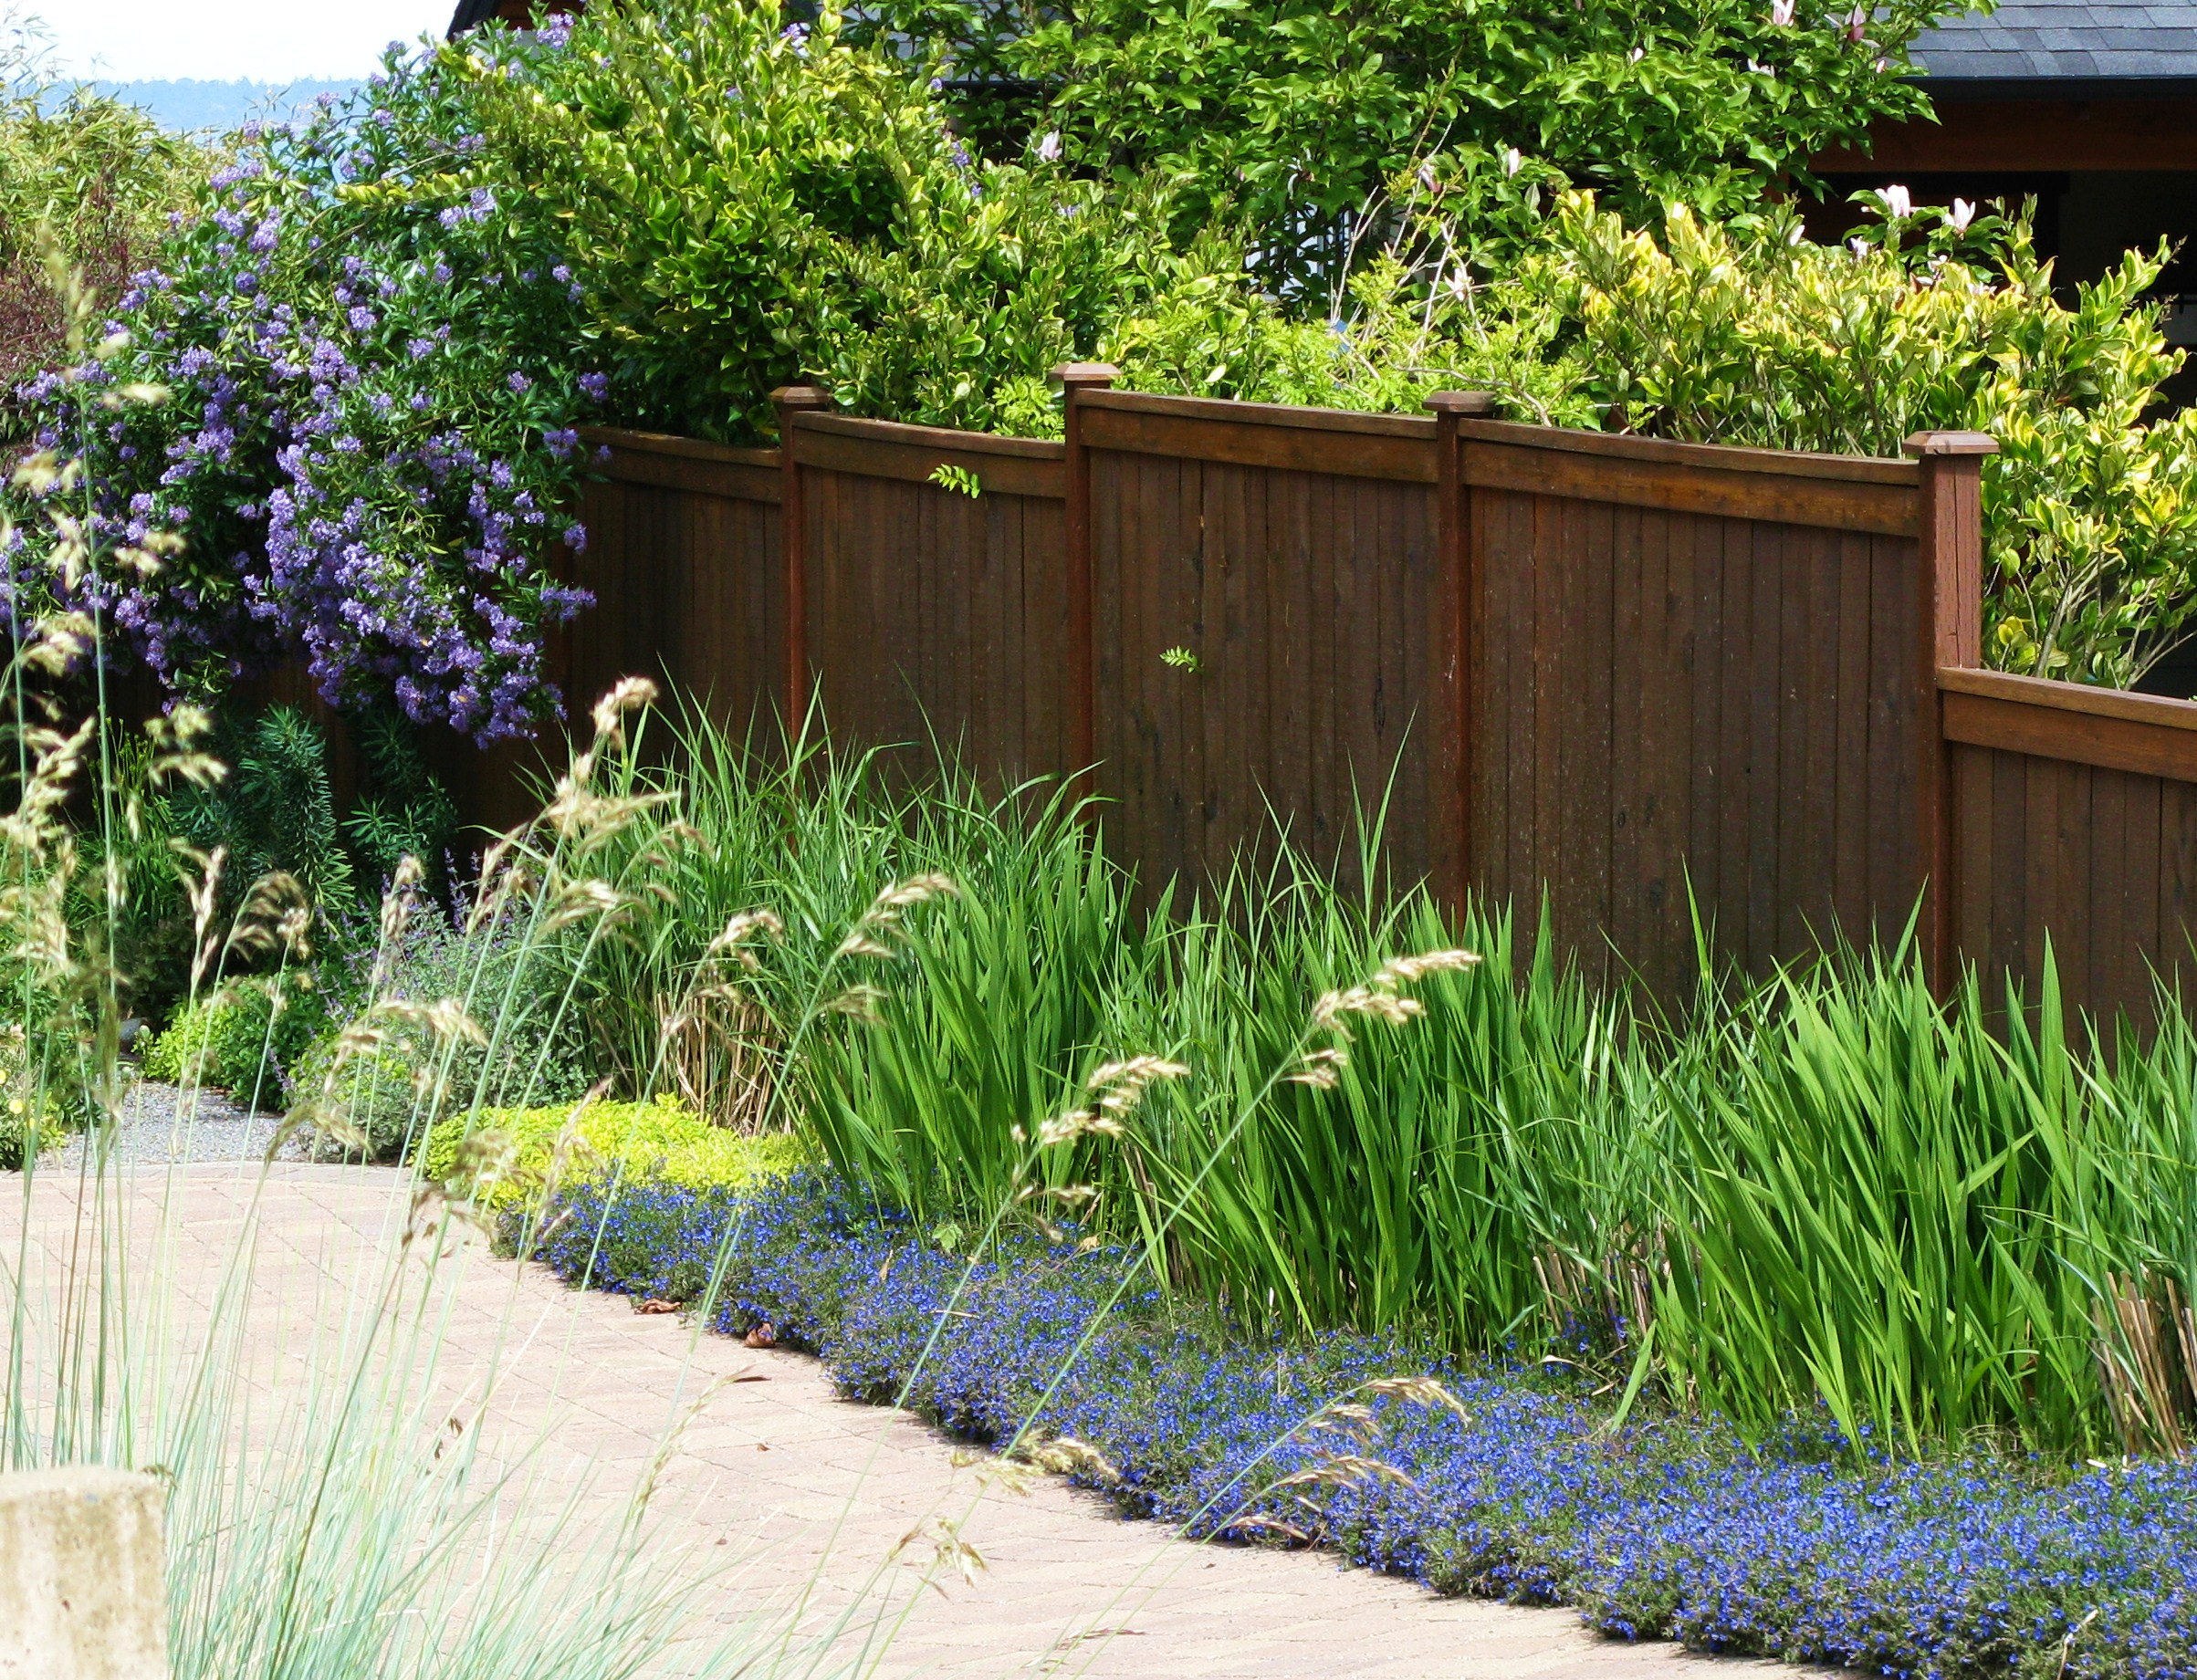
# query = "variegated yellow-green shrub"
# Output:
<box><xmin>1538</xmin><ymin>189</ymin><xmax>2197</xmax><ymax>691</ymax></box>
<box><xmin>420</xmin><ymin>1100</ymin><xmax>811</xmax><ymax>1210</ymax></box>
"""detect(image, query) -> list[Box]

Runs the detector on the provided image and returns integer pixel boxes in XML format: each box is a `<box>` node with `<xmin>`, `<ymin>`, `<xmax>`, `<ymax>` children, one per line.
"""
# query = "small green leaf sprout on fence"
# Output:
<box><xmin>1161</xmin><ymin>645</ymin><xmax>1202</xmax><ymax>674</ymax></box>
<box><xmin>929</xmin><ymin>464</ymin><xmax>983</xmax><ymax>498</ymax></box>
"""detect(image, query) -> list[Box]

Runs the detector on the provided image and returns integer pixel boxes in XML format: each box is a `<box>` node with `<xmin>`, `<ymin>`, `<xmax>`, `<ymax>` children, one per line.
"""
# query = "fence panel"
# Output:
<box><xmin>1078</xmin><ymin>391</ymin><xmax>1452</xmax><ymax>899</ymax></box>
<box><xmin>791</xmin><ymin>412</ymin><xmax>1073</xmax><ymax>793</ymax></box>
<box><xmin>569</xmin><ymin>427</ymin><xmax>782</xmax><ymax>738</ymax></box>
<box><xmin>564</xmin><ymin>400</ymin><xmax>2197</xmax><ymax>1024</ymax></box>
<box><xmin>1454</xmin><ymin>421</ymin><xmax>1930</xmax><ymax>997</ymax></box>
<box><xmin>1943</xmin><ymin>667</ymin><xmax>2197</xmax><ymax>1028</ymax></box>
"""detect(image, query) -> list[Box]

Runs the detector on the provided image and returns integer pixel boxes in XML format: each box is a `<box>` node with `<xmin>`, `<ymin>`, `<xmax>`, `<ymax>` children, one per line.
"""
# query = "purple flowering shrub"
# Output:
<box><xmin>528</xmin><ymin>1169</ymin><xmax>2197</xmax><ymax>1680</ymax></box>
<box><xmin>24</xmin><ymin>53</ymin><xmax>608</xmax><ymax>742</ymax></box>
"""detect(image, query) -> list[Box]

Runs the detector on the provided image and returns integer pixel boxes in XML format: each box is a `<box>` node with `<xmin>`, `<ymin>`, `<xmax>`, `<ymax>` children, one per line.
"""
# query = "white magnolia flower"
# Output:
<box><xmin>1880</xmin><ymin>183</ymin><xmax>1912</xmax><ymax>219</ymax></box>
<box><xmin>1948</xmin><ymin>197</ymin><xmax>1977</xmax><ymax>234</ymax></box>
<box><xmin>1035</xmin><ymin>130</ymin><xmax>1062</xmax><ymax>162</ymax></box>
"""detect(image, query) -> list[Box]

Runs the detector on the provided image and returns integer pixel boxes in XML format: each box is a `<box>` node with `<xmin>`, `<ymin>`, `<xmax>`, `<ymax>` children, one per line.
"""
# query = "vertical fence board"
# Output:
<box><xmin>1635</xmin><ymin>512</ymin><xmax>1680</xmax><ymax>976</ymax></box>
<box><xmin>1744</xmin><ymin>519</ymin><xmax>1784</xmax><ymax>969</ymax></box>
<box><xmin>1608</xmin><ymin>505</ymin><xmax>1644</xmax><ymax>970</ymax></box>
<box><xmin>2087</xmin><ymin>767</ymin><xmax>2127</xmax><ymax>1013</ymax></box>
<box><xmin>1832</xmin><ymin>531</ymin><xmax>1874</xmax><ymax>922</ymax></box>
<box><xmin>2124</xmin><ymin>772</ymin><xmax>2164</xmax><ymax>1004</ymax></box>
<box><xmin>1684</xmin><ymin>514</ymin><xmax>1725</xmax><ymax>983</ymax></box>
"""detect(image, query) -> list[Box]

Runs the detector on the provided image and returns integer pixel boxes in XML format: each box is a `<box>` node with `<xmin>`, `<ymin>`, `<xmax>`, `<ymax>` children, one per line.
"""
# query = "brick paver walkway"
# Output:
<box><xmin>3</xmin><ymin>1164</ymin><xmax>1777</xmax><ymax>1680</ymax></box>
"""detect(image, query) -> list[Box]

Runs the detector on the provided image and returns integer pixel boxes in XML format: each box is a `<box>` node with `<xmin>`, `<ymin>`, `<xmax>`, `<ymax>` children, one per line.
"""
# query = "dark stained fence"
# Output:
<box><xmin>1943</xmin><ymin>668</ymin><xmax>2197</xmax><ymax>1029</ymax></box>
<box><xmin>1452</xmin><ymin>419</ymin><xmax>1945</xmax><ymax>997</ymax></box>
<box><xmin>787</xmin><ymin>409</ymin><xmax>1073</xmax><ymax>792</ymax></box>
<box><xmin>1073</xmin><ymin>391</ymin><xmax>1450</xmax><ymax>901</ymax></box>
<box><xmin>539</xmin><ymin>386</ymin><xmax>2197</xmax><ymax>1028</ymax></box>
<box><xmin>568</xmin><ymin>427</ymin><xmax>781</xmax><ymax>736</ymax></box>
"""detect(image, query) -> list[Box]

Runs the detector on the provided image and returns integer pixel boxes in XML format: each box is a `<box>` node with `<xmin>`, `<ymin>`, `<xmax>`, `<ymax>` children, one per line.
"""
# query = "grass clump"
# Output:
<box><xmin>575</xmin><ymin>705</ymin><xmax>2197</xmax><ymax>1462</ymax></box>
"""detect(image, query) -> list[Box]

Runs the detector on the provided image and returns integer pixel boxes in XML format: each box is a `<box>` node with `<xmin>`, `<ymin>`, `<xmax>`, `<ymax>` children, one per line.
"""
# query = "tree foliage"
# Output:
<box><xmin>456</xmin><ymin>2</ymin><xmax>1197</xmax><ymax>442</ymax></box>
<box><xmin>879</xmin><ymin>0</ymin><xmax>1953</xmax><ymax>290</ymax></box>
<box><xmin>0</xmin><ymin>16</ymin><xmax>213</xmax><ymax>421</ymax></box>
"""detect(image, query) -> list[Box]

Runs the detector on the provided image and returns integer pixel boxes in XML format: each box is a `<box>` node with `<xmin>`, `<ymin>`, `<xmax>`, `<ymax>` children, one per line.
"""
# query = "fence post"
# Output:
<box><xmin>1426</xmin><ymin>391</ymin><xmax>1497</xmax><ymax>912</ymax></box>
<box><xmin>1053</xmin><ymin>362</ymin><xmax>1118</xmax><ymax>804</ymax></box>
<box><xmin>772</xmin><ymin>385</ymin><xmax>834</xmax><ymax>737</ymax></box>
<box><xmin>1903</xmin><ymin>429</ymin><xmax>1995</xmax><ymax>995</ymax></box>
<box><xmin>0</xmin><ymin>1467</ymin><xmax>167</xmax><ymax>1680</ymax></box>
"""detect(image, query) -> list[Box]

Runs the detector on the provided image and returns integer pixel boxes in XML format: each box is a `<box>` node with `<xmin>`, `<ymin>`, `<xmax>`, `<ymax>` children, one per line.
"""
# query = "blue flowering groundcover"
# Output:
<box><xmin>526</xmin><ymin>1172</ymin><xmax>2197</xmax><ymax>1680</ymax></box>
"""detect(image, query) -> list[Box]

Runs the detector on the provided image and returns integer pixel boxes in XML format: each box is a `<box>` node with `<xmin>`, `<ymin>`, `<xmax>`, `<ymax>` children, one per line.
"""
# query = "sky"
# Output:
<box><xmin>35</xmin><ymin>0</ymin><xmax>456</xmax><ymax>85</ymax></box>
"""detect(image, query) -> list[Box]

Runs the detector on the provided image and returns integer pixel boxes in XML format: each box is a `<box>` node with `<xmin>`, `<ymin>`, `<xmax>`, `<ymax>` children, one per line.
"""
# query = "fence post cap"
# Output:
<box><xmin>1903</xmin><ymin>430</ymin><xmax>1997</xmax><ymax>457</ymax></box>
<box><xmin>1424</xmin><ymin>390</ymin><xmax>1497</xmax><ymax>415</ymax></box>
<box><xmin>770</xmin><ymin>385</ymin><xmax>834</xmax><ymax>410</ymax></box>
<box><xmin>1050</xmin><ymin>361</ymin><xmax>1119</xmax><ymax>387</ymax></box>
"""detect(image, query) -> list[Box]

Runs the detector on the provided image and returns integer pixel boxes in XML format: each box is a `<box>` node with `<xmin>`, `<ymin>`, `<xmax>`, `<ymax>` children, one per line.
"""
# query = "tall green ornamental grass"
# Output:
<box><xmin>591</xmin><ymin>710</ymin><xmax>2197</xmax><ymax>1459</ymax></box>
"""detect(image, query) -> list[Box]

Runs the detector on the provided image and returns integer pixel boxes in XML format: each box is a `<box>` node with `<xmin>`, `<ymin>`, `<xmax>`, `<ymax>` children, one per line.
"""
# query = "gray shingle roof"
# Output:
<box><xmin>1913</xmin><ymin>1</ymin><xmax>2197</xmax><ymax>80</ymax></box>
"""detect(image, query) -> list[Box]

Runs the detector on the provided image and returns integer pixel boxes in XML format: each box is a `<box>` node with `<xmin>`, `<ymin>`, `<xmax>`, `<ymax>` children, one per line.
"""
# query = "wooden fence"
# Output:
<box><xmin>541</xmin><ymin>374</ymin><xmax>2197</xmax><ymax>1026</ymax></box>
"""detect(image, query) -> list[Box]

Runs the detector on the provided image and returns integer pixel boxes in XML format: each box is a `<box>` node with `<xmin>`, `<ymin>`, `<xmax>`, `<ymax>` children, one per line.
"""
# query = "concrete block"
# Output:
<box><xmin>0</xmin><ymin>1467</ymin><xmax>166</xmax><ymax>1680</ymax></box>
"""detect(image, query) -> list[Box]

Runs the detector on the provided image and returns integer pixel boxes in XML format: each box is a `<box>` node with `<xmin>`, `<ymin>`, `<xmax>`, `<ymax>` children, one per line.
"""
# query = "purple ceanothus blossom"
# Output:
<box><xmin>22</xmin><ymin>47</ymin><xmax>614</xmax><ymax>743</ymax></box>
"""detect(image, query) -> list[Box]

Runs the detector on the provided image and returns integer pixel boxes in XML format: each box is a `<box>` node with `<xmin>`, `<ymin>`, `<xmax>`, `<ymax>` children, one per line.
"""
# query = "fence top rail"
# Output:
<box><xmin>1941</xmin><ymin>665</ymin><xmax>2197</xmax><ymax>733</ymax></box>
<box><xmin>1941</xmin><ymin>665</ymin><xmax>2197</xmax><ymax>784</ymax></box>
<box><xmin>581</xmin><ymin>425</ymin><xmax>779</xmax><ymax>469</ymax></box>
<box><xmin>1456</xmin><ymin>416</ymin><xmax>1920</xmax><ymax>487</ymax></box>
<box><xmin>1079</xmin><ymin>387</ymin><xmax>1440</xmax><ymax>442</ymax></box>
<box><xmin>794</xmin><ymin>410</ymin><xmax>1067</xmax><ymax>460</ymax></box>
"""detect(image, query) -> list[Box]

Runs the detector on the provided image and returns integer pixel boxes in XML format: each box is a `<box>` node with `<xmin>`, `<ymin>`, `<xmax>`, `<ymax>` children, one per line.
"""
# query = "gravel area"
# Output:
<box><xmin>45</xmin><ymin>1077</ymin><xmax>312</xmax><ymax>1171</ymax></box>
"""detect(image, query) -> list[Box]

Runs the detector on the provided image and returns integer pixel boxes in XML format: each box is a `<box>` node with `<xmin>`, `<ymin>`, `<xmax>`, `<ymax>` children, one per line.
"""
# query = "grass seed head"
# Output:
<box><xmin>1271</xmin><ymin>1453</ymin><xmax>1419</xmax><ymax>1494</ymax></box>
<box><xmin>590</xmin><ymin>675</ymin><xmax>660</xmax><ymax>744</ymax></box>
<box><xmin>1363</xmin><ymin>1375</ymin><xmax>1473</xmax><ymax>1422</ymax></box>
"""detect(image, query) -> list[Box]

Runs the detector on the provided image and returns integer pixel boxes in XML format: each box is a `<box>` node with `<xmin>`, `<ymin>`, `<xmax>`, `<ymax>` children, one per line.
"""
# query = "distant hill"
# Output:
<box><xmin>92</xmin><ymin>79</ymin><xmax>361</xmax><ymax>134</ymax></box>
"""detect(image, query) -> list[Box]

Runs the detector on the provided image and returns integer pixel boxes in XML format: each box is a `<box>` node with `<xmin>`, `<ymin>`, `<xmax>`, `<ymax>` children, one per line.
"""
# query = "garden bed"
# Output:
<box><xmin>526</xmin><ymin>1169</ymin><xmax>2197</xmax><ymax>1680</ymax></box>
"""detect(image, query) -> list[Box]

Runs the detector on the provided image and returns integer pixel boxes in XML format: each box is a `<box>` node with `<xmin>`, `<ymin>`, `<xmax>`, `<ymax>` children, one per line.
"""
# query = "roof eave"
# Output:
<box><xmin>1913</xmin><ymin>73</ymin><xmax>2197</xmax><ymax>101</ymax></box>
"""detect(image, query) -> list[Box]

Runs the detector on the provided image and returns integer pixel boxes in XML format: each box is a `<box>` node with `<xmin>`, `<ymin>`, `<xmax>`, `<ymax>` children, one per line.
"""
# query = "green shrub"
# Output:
<box><xmin>457</xmin><ymin>0</ymin><xmax>1191</xmax><ymax>442</ymax></box>
<box><xmin>64</xmin><ymin>728</ymin><xmax>197</xmax><ymax>1019</ymax></box>
<box><xmin>340</xmin><ymin>708</ymin><xmax>458</xmax><ymax>898</ymax></box>
<box><xmin>873</xmin><ymin>0</ymin><xmax>1950</xmax><ymax>294</ymax></box>
<box><xmin>0</xmin><ymin>63</ymin><xmax>213</xmax><ymax>417</ymax></box>
<box><xmin>1543</xmin><ymin>193</ymin><xmax>2197</xmax><ymax>689</ymax></box>
<box><xmin>1114</xmin><ymin>185</ymin><xmax>2197</xmax><ymax>692</ymax></box>
<box><xmin>284</xmin><ymin>1036</ymin><xmax>435</xmax><ymax>1163</ymax></box>
<box><xmin>296</xmin><ymin>899</ymin><xmax>604</xmax><ymax>1162</ymax></box>
<box><xmin>140</xmin><ymin>978</ymin><xmax>327</xmax><ymax>1107</ymax></box>
<box><xmin>0</xmin><ymin>1023</ymin><xmax>78</xmax><ymax>1169</ymax></box>
<box><xmin>421</xmin><ymin>1099</ymin><xmax>810</xmax><ymax>1209</ymax></box>
<box><xmin>168</xmin><ymin>705</ymin><xmax>354</xmax><ymax>926</ymax></box>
